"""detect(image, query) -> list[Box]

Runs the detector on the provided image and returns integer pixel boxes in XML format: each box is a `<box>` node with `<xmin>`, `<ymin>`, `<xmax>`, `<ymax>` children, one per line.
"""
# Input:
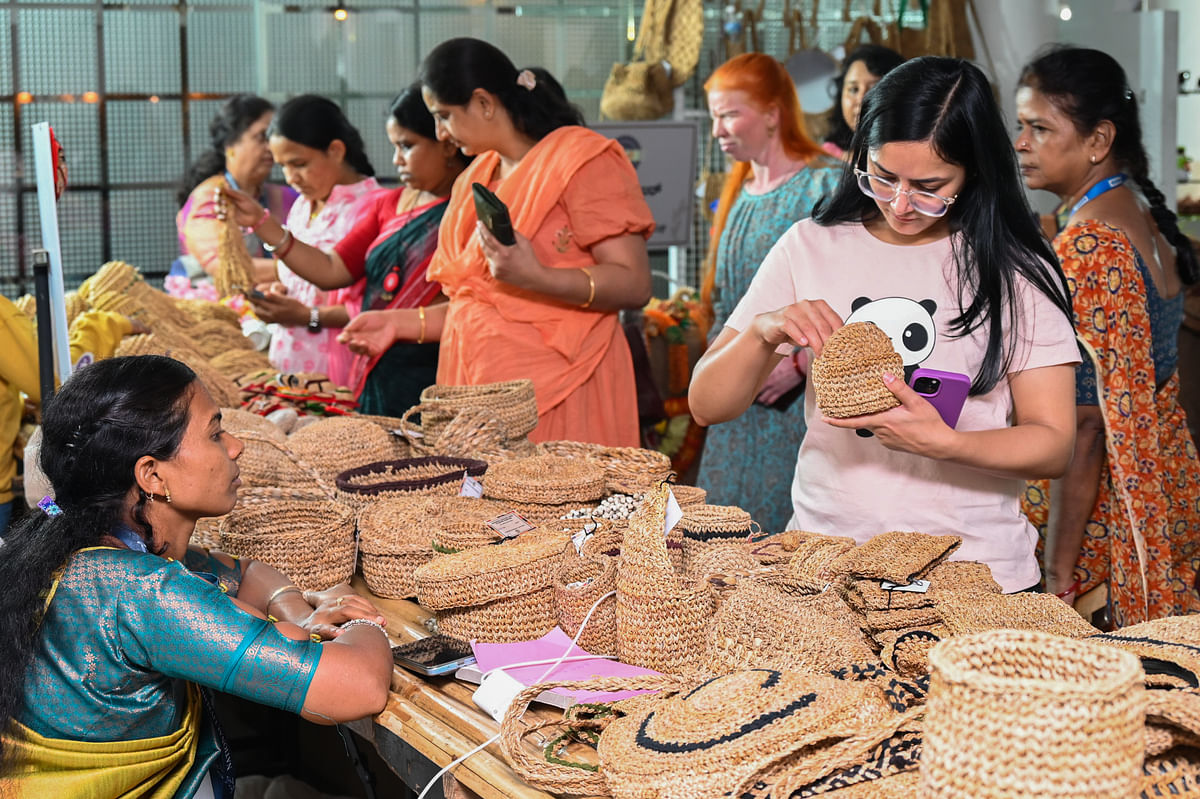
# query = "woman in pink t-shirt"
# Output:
<box><xmin>690</xmin><ymin>58</ymin><xmax>1080</xmax><ymax>593</ymax></box>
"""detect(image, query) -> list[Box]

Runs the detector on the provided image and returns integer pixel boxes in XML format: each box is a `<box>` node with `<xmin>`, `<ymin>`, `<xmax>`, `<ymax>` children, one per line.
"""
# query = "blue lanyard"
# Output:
<box><xmin>1069</xmin><ymin>173</ymin><xmax>1128</xmax><ymax>216</ymax></box>
<box><xmin>110</xmin><ymin>524</ymin><xmax>148</xmax><ymax>553</ymax></box>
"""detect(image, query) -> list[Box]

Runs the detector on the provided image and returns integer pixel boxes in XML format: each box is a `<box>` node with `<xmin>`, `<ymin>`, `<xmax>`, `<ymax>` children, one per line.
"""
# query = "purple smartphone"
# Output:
<box><xmin>909</xmin><ymin>368</ymin><xmax>971</xmax><ymax>429</ymax></box>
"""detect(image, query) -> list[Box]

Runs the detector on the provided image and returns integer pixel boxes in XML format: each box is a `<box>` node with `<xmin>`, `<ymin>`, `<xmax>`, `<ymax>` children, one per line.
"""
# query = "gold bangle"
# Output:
<box><xmin>265</xmin><ymin>584</ymin><xmax>301</xmax><ymax>608</ymax></box>
<box><xmin>580</xmin><ymin>267</ymin><xmax>595</xmax><ymax>309</ymax></box>
<box><xmin>416</xmin><ymin>305</ymin><xmax>426</xmax><ymax>345</ymax></box>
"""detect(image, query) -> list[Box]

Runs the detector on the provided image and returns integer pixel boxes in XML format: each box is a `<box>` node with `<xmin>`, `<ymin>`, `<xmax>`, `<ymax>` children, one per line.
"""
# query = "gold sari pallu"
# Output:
<box><xmin>1</xmin><ymin>683</ymin><xmax>202</xmax><ymax>799</ymax></box>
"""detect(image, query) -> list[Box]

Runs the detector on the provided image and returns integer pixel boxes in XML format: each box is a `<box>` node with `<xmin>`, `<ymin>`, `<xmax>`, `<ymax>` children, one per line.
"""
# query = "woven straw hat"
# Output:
<box><xmin>414</xmin><ymin>529</ymin><xmax>569</xmax><ymax>642</ymax></box>
<box><xmin>705</xmin><ymin>580</ymin><xmax>876</xmax><ymax>676</ymax></box>
<box><xmin>233</xmin><ymin>429</ymin><xmax>331</xmax><ymax>494</ymax></box>
<box><xmin>1090</xmin><ymin>615</ymin><xmax>1200</xmax><ymax>687</ymax></box>
<box><xmin>335</xmin><ymin>456</ymin><xmax>488</xmax><ymax>509</ymax></box>
<box><xmin>811</xmin><ymin>322</ymin><xmax>904</xmax><ymax>418</ymax></box>
<box><xmin>597</xmin><ymin>668</ymin><xmax>899</xmax><ymax>799</ymax></box>
<box><xmin>289</xmin><ymin>417</ymin><xmax>399</xmax><ymax>485</ymax></box>
<box><xmin>923</xmin><ymin>629</ymin><xmax>1146</xmax><ymax>798</ymax></box>
<box><xmin>1142</xmin><ymin>750</ymin><xmax>1200</xmax><ymax>793</ymax></box>
<box><xmin>357</xmin><ymin>499</ymin><xmax>437</xmax><ymax>598</ymax></box>
<box><xmin>935</xmin><ymin>591</ymin><xmax>1099</xmax><ymax>638</ymax></box>
<box><xmin>484</xmin><ymin>455</ymin><xmax>605</xmax><ymax>505</ymax></box>
<box><xmin>218</xmin><ymin>500</ymin><xmax>356</xmax><ymax>591</ymax></box>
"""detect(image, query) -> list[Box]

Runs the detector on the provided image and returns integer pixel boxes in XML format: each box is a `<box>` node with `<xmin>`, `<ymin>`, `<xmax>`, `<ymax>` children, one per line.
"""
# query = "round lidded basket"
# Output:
<box><xmin>418</xmin><ymin>379</ymin><xmax>539</xmax><ymax>441</ymax></box>
<box><xmin>289</xmin><ymin>417</ymin><xmax>399</xmax><ymax>485</ymax></box>
<box><xmin>594</xmin><ymin>446</ymin><xmax>673</xmax><ymax>495</ymax></box>
<box><xmin>811</xmin><ymin>321</ymin><xmax>904</xmax><ymax>418</ymax></box>
<box><xmin>922</xmin><ymin>629</ymin><xmax>1145</xmax><ymax>799</ymax></box>
<box><xmin>219</xmin><ymin>500</ymin><xmax>356</xmax><ymax>591</ymax></box>
<box><xmin>358</xmin><ymin>499</ymin><xmax>437</xmax><ymax>598</ymax></box>
<box><xmin>483</xmin><ymin>455</ymin><xmax>605</xmax><ymax>505</ymax></box>
<box><xmin>414</xmin><ymin>529</ymin><xmax>569</xmax><ymax>642</ymax></box>
<box><xmin>335</xmin><ymin>456</ymin><xmax>488</xmax><ymax>509</ymax></box>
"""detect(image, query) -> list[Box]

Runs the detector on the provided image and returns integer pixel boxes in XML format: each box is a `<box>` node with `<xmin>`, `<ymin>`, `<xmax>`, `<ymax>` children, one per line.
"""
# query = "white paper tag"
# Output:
<box><xmin>880</xmin><ymin>579</ymin><xmax>931</xmax><ymax>593</ymax></box>
<box><xmin>472</xmin><ymin>669</ymin><xmax>526</xmax><ymax>723</ymax></box>
<box><xmin>485</xmin><ymin>511</ymin><xmax>535</xmax><ymax>538</ymax></box>
<box><xmin>459</xmin><ymin>472</ymin><xmax>483</xmax><ymax>498</ymax></box>
<box><xmin>663</xmin><ymin>488</ymin><xmax>683</xmax><ymax>537</ymax></box>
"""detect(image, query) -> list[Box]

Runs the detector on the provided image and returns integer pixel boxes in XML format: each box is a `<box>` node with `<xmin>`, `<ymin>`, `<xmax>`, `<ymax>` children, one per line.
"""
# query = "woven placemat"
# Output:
<box><xmin>811</xmin><ymin>322</ymin><xmax>904</xmax><ymax>418</ymax></box>
<box><xmin>828</xmin><ymin>531</ymin><xmax>961</xmax><ymax>584</ymax></box>
<box><xmin>923</xmin><ymin>629</ymin><xmax>1145</xmax><ymax>798</ymax></box>
<box><xmin>787</xmin><ymin>533</ymin><xmax>860</xmax><ymax>593</ymax></box>
<box><xmin>483</xmin><ymin>455</ymin><xmax>605</xmax><ymax>505</ymax></box>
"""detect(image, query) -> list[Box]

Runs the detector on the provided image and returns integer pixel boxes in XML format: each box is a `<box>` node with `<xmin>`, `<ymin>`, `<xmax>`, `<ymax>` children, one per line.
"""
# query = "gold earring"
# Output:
<box><xmin>164</xmin><ymin>484</ymin><xmax>171</xmax><ymax>504</ymax></box>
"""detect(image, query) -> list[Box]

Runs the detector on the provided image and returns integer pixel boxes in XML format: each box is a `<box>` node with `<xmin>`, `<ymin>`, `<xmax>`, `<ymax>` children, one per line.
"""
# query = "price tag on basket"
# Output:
<box><xmin>485</xmin><ymin>511</ymin><xmax>535</xmax><ymax>538</ymax></box>
<box><xmin>459</xmin><ymin>471</ymin><xmax>483</xmax><ymax>498</ymax></box>
<box><xmin>663</xmin><ymin>488</ymin><xmax>683</xmax><ymax>537</ymax></box>
<box><xmin>880</xmin><ymin>579</ymin><xmax>931</xmax><ymax>593</ymax></box>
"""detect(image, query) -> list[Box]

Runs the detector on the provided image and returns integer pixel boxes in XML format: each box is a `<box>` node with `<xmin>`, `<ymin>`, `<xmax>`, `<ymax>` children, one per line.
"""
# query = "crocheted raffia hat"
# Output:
<box><xmin>1090</xmin><ymin>614</ymin><xmax>1200</xmax><ymax>687</ymax></box>
<box><xmin>811</xmin><ymin>322</ymin><xmax>904</xmax><ymax>418</ymax></box>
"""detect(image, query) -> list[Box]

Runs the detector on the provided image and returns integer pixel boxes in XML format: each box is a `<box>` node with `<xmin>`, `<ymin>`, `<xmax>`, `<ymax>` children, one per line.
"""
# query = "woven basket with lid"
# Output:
<box><xmin>218</xmin><ymin>500</ymin><xmax>356</xmax><ymax>591</ymax></box>
<box><xmin>358</xmin><ymin>499</ymin><xmax>437</xmax><ymax>598</ymax></box>
<box><xmin>414</xmin><ymin>529</ymin><xmax>570</xmax><ymax>642</ymax></box>
<box><xmin>483</xmin><ymin>455</ymin><xmax>605</xmax><ymax>505</ymax></box>
<box><xmin>922</xmin><ymin>629</ymin><xmax>1145</xmax><ymax>798</ymax></box>
<box><xmin>811</xmin><ymin>321</ymin><xmax>904</xmax><ymax>418</ymax></box>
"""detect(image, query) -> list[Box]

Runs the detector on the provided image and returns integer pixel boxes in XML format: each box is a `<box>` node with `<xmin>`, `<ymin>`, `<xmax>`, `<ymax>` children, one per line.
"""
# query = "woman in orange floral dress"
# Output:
<box><xmin>1016</xmin><ymin>46</ymin><xmax>1200</xmax><ymax>626</ymax></box>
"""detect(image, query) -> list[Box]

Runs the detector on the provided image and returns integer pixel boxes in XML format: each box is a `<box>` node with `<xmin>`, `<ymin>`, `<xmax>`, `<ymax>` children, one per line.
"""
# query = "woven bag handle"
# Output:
<box><xmin>235</xmin><ymin>429</ymin><xmax>336</xmax><ymax>500</ymax></box>
<box><xmin>633</xmin><ymin>0</ymin><xmax>667</xmax><ymax>63</ymax></box>
<box><xmin>433</xmin><ymin>406</ymin><xmax>507</xmax><ymax>458</ymax></box>
<box><xmin>500</xmin><ymin>675</ymin><xmax>687</xmax><ymax>790</ymax></box>
<box><xmin>398</xmin><ymin>404</ymin><xmax>435</xmax><ymax>454</ymax></box>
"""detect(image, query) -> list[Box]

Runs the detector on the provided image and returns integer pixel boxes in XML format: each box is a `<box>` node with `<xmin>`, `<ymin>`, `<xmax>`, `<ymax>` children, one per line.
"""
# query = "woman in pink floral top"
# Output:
<box><xmin>248</xmin><ymin>95</ymin><xmax>381</xmax><ymax>387</ymax></box>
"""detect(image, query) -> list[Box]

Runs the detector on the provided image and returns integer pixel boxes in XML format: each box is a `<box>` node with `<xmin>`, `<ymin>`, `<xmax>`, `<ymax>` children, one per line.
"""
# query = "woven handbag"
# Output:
<box><xmin>218</xmin><ymin>500</ymin><xmax>357</xmax><ymax>591</ymax></box>
<box><xmin>414</xmin><ymin>529</ymin><xmax>570</xmax><ymax>642</ymax></box>
<box><xmin>828</xmin><ymin>530</ymin><xmax>961</xmax><ymax>585</ymax></box>
<box><xmin>334</xmin><ymin>456</ymin><xmax>488</xmax><ymax>509</ymax></box>
<box><xmin>922</xmin><ymin>629</ymin><xmax>1145</xmax><ymax>798</ymax></box>
<box><xmin>935</xmin><ymin>591</ymin><xmax>1099</xmax><ymax>639</ymax></box>
<box><xmin>418</xmin><ymin>380</ymin><xmax>538</xmax><ymax>440</ymax></box>
<box><xmin>615</xmin><ymin>484</ymin><xmax>715</xmax><ymax>675</ymax></box>
<box><xmin>555</xmin><ymin>549</ymin><xmax>619</xmax><ymax>657</ymax></box>
<box><xmin>358</xmin><ymin>499</ymin><xmax>436</xmax><ymax>599</ymax></box>
<box><xmin>594</xmin><ymin>446</ymin><xmax>673</xmax><ymax>495</ymax></box>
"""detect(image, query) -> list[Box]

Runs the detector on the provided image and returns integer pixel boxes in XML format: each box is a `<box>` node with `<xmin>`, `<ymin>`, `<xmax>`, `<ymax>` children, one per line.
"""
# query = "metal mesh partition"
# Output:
<box><xmin>0</xmin><ymin>0</ymin><xmax>913</xmax><ymax>297</ymax></box>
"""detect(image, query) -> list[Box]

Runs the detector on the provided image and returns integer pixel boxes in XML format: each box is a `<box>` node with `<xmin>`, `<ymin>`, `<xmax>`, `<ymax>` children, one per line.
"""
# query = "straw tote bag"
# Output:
<box><xmin>599</xmin><ymin>0</ymin><xmax>702</xmax><ymax>120</ymax></box>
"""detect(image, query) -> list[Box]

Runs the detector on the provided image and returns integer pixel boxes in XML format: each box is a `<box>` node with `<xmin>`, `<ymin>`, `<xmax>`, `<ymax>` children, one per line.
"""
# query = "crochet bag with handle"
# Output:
<box><xmin>600</xmin><ymin>0</ymin><xmax>702</xmax><ymax>120</ymax></box>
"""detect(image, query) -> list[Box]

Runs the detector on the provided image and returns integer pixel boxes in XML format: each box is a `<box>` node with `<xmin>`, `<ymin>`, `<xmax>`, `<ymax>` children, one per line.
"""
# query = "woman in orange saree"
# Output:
<box><xmin>340</xmin><ymin>39</ymin><xmax>654</xmax><ymax>446</ymax></box>
<box><xmin>1016</xmin><ymin>46</ymin><xmax>1200</xmax><ymax>627</ymax></box>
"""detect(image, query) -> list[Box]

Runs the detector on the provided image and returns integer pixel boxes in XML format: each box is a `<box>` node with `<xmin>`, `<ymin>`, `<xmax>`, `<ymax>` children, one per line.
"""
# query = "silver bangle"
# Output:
<box><xmin>339</xmin><ymin>618</ymin><xmax>387</xmax><ymax>636</ymax></box>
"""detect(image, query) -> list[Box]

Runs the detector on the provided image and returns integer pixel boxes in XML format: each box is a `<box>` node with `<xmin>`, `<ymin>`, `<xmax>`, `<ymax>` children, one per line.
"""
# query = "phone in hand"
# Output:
<box><xmin>247</xmin><ymin>288</ymin><xmax>266</xmax><ymax>300</ymax></box>
<box><xmin>392</xmin><ymin>634</ymin><xmax>476</xmax><ymax>677</ymax></box>
<box><xmin>472</xmin><ymin>182</ymin><xmax>516</xmax><ymax>246</ymax></box>
<box><xmin>909</xmin><ymin>368</ymin><xmax>971</xmax><ymax>429</ymax></box>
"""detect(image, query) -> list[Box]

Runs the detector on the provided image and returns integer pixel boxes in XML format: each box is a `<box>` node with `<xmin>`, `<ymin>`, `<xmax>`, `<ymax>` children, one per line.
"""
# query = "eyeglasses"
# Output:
<box><xmin>854</xmin><ymin>169</ymin><xmax>959</xmax><ymax>218</ymax></box>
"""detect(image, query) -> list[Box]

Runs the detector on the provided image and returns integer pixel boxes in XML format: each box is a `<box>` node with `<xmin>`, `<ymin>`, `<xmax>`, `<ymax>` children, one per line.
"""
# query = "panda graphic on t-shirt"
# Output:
<box><xmin>844</xmin><ymin>295</ymin><xmax>937</xmax><ymax>382</ymax></box>
<box><xmin>843</xmin><ymin>296</ymin><xmax>938</xmax><ymax>437</ymax></box>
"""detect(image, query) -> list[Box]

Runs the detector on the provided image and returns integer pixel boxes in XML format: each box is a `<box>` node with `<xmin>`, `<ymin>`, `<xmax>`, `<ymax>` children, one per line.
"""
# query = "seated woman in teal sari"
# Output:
<box><xmin>221</xmin><ymin>84</ymin><xmax>471</xmax><ymax>416</ymax></box>
<box><xmin>0</xmin><ymin>355</ymin><xmax>394</xmax><ymax>799</ymax></box>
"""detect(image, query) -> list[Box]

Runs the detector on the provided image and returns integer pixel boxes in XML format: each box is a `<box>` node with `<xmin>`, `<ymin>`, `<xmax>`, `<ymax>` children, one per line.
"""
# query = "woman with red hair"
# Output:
<box><xmin>696</xmin><ymin>53</ymin><xmax>841</xmax><ymax>534</ymax></box>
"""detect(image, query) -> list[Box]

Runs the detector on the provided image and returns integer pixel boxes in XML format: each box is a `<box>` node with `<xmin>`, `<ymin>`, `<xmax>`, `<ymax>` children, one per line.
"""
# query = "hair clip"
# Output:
<box><xmin>1124</xmin><ymin>88</ymin><xmax>1134</xmax><ymax>101</ymax></box>
<box><xmin>516</xmin><ymin>69</ymin><xmax>537</xmax><ymax>91</ymax></box>
<box><xmin>38</xmin><ymin>496</ymin><xmax>63</xmax><ymax>517</ymax></box>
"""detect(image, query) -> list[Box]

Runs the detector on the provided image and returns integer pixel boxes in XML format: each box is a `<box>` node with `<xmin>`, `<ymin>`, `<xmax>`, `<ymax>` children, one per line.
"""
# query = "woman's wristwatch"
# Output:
<box><xmin>308</xmin><ymin>307</ymin><xmax>321</xmax><ymax>333</ymax></box>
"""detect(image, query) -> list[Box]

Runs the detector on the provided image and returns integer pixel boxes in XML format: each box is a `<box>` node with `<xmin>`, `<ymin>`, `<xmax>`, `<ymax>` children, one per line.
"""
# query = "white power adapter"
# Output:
<box><xmin>472</xmin><ymin>669</ymin><xmax>527</xmax><ymax>724</ymax></box>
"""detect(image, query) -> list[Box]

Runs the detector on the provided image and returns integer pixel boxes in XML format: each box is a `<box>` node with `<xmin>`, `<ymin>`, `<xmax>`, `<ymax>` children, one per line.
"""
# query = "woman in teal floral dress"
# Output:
<box><xmin>697</xmin><ymin>53</ymin><xmax>840</xmax><ymax>533</ymax></box>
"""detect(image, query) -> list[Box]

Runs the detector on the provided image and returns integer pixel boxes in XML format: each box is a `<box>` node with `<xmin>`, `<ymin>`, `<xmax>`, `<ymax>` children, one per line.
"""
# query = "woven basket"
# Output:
<box><xmin>677</xmin><ymin>505</ymin><xmax>757</xmax><ymax>567</ymax></box>
<box><xmin>483</xmin><ymin>455</ymin><xmax>606</xmax><ymax>505</ymax></box>
<box><xmin>811</xmin><ymin>322</ymin><xmax>904</xmax><ymax>418</ymax></box>
<box><xmin>536</xmin><ymin>440</ymin><xmax>603</xmax><ymax>459</ymax></box>
<box><xmin>594</xmin><ymin>446</ymin><xmax>673</xmax><ymax>495</ymax></box>
<box><xmin>922</xmin><ymin>629</ymin><xmax>1146</xmax><ymax>798</ymax></box>
<box><xmin>616</xmin><ymin>484</ymin><xmax>715</xmax><ymax>675</ymax></box>
<box><xmin>1089</xmin><ymin>615</ymin><xmax>1200</xmax><ymax>687</ymax></box>
<box><xmin>353</xmin><ymin>414</ymin><xmax>414</xmax><ymax>459</ymax></box>
<box><xmin>429</xmin><ymin>499</ymin><xmax>511</xmax><ymax>554</ymax></box>
<box><xmin>218</xmin><ymin>500</ymin><xmax>357</xmax><ymax>591</ymax></box>
<box><xmin>288</xmin><ymin>417</ymin><xmax>399</xmax><ymax>485</ymax></box>
<box><xmin>414</xmin><ymin>530</ymin><xmax>569</xmax><ymax>642</ymax></box>
<box><xmin>669</xmin><ymin>484</ymin><xmax>707</xmax><ymax>507</ymax></box>
<box><xmin>335</xmin><ymin>456</ymin><xmax>488</xmax><ymax>509</ymax></box>
<box><xmin>193</xmin><ymin>485</ymin><xmax>331</xmax><ymax>550</ymax></box>
<box><xmin>419</xmin><ymin>380</ymin><xmax>538</xmax><ymax>440</ymax></box>
<box><xmin>358</xmin><ymin>499</ymin><xmax>437</xmax><ymax>598</ymax></box>
<box><xmin>554</xmin><ymin>551</ymin><xmax>618</xmax><ymax>657</ymax></box>
<box><xmin>234</xmin><ymin>429</ymin><xmax>332</xmax><ymax>495</ymax></box>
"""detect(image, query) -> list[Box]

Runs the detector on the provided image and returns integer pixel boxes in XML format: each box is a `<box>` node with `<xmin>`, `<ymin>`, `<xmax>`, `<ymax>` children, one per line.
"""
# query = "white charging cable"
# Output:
<box><xmin>414</xmin><ymin>590</ymin><xmax>617</xmax><ymax>799</ymax></box>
